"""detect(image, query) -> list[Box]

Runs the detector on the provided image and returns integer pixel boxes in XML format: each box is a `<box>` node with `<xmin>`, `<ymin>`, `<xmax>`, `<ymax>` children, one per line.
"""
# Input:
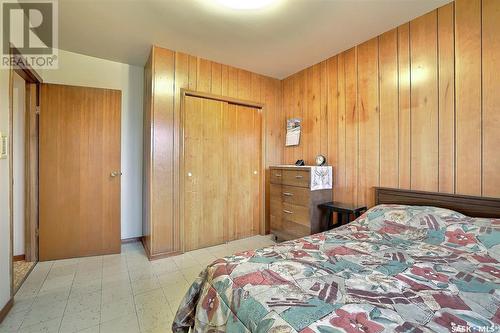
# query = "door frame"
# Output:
<box><xmin>179</xmin><ymin>89</ymin><xmax>266</xmax><ymax>253</ymax></box>
<box><xmin>8</xmin><ymin>45</ymin><xmax>42</xmax><ymax>296</ymax></box>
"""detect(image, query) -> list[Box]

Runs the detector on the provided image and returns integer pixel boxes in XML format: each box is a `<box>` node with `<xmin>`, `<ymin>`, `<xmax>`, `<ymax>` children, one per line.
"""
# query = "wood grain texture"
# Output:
<box><xmin>455</xmin><ymin>0</ymin><xmax>482</xmax><ymax>195</ymax></box>
<box><xmin>326</xmin><ymin>57</ymin><xmax>338</xmax><ymax>201</ymax></box>
<box><xmin>482</xmin><ymin>0</ymin><xmax>500</xmax><ymax>197</ymax></box>
<box><xmin>24</xmin><ymin>83</ymin><xmax>38</xmax><ymax>262</ymax></box>
<box><xmin>410</xmin><ymin>10</ymin><xmax>439</xmax><ymax>192</ymax></box>
<box><xmin>142</xmin><ymin>52</ymin><xmax>153</xmax><ymax>256</ymax></box>
<box><xmin>379</xmin><ymin>29</ymin><xmax>399</xmax><ymax>189</ymax></box>
<box><xmin>344</xmin><ymin>48</ymin><xmax>358</xmax><ymax>205</ymax></box>
<box><xmin>151</xmin><ymin>48</ymin><xmax>175</xmax><ymax>255</ymax></box>
<box><xmin>281</xmin><ymin>1</ymin><xmax>499</xmax><ymax>207</ymax></box>
<box><xmin>173</xmin><ymin>52</ymin><xmax>189</xmax><ymax>251</ymax></box>
<box><xmin>375</xmin><ymin>187</ymin><xmax>500</xmax><ymax>219</ymax></box>
<box><xmin>197</xmin><ymin>58</ymin><xmax>212</xmax><ymax>93</ymax></box>
<box><xmin>270</xmin><ymin>167</ymin><xmax>332</xmax><ymax>241</ymax></box>
<box><xmin>0</xmin><ymin>298</ymin><xmax>13</xmax><ymax>324</ymax></box>
<box><xmin>438</xmin><ymin>3</ymin><xmax>455</xmax><ymax>194</ymax></box>
<box><xmin>336</xmin><ymin>54</ymin><xmax>347</xmax><ymax>203</ymax></box>
<box><xmin>262</xmin><ymin>77</ymin><xmax>283</xmax><ymax>233</ymax></box>
<box><xmin>183</xmin><ymin>97</ymin><xmax>262</xmax><ymax>251</ymax></box>
<box><xmin>39</xmin><ymin>84</ymin><xmax>121</xmax><ymax>261</ymax></box>
<box><xmin>145</xmin><ymin>46</ymin><xmax>282</xmax><ymax>257</ymax></box>
<box><xmin>357</xmin><ymin>38</ymin><xmax>380</xmax><ymax>207</ymax></box>
<box><xmin>398</xmin><ymin>23</ymin><xmax>411</xmax><ymax>190</ymax></box>
<box><xmin>184</xmin><ymin>97</ymin><xmax>226</xmax><ymax>250</ymax></box>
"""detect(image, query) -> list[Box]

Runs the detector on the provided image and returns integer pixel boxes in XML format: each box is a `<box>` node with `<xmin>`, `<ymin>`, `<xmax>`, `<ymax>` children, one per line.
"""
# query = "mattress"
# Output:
<box><xmin>172</xmin><ymin>204</ymin><xmax>500</xmax><ymax>333</ymax></box>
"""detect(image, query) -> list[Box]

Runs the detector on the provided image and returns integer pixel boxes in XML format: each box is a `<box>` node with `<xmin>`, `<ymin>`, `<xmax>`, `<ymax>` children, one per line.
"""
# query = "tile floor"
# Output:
<box><xmin>0</xmin><ymin>235</ymin><xmax>276</xmax><ymax>333</ymax></box>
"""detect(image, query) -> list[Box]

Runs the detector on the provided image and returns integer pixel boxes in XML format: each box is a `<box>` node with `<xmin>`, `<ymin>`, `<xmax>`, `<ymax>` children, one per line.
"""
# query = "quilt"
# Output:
<box><xmin>172</xmin><ymin>205</ymin><xmax>500</xmax><ymax>333</ymax></box>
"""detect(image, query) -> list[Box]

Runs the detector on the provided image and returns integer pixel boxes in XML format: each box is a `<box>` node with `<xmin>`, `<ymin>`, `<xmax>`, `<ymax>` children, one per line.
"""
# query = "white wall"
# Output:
<box><xmin>12</xmin><ymin>72</ymin><xmax>25</xmax><ymax>256</ymax></box>
<box><xmin>0</xmin><ymin>68</ymin><xmax>11</xmax><ymax>314</ymax></box>
<box><xmin>0</xmin><ymin>50</ymin><xmax>144</xmax><ymax>311</ymax></box>
<box><xmin>39</xmin><ymin>49</ymin><xmax>144</xmax><ymax>240</ymax></box>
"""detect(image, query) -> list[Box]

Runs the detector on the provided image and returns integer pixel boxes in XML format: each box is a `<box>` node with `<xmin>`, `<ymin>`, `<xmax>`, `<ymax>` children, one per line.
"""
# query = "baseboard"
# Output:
<box><xmin>140</xmin><ymin>237</ymin><xmax>181</xmax><ymax>261</ymax></box>
<box><xmin>13</xmin><ymin>254</ymin><xmax>25</xmax><ymax>262</ymax></box>
<box><xmin>121</xmin><ymin>237</ymin><xmax>142</xmax><ymax>244</ymax></box>
<box><xmin>0</xmin><ymin>298</ymin><xmax>13</xmax><ymax>324</ymax></box>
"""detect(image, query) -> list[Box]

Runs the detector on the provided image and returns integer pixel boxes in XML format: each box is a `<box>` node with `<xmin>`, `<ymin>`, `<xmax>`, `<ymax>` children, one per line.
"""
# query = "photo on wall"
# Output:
<box><xmin>285</xmin><ymin>118</ymin><xmax>301</xmax><ymax>146</ymax></box>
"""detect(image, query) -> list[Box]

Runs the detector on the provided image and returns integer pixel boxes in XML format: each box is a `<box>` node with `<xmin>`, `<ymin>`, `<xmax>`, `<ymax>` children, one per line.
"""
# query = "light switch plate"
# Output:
<box><xmin>0</xmin><ymin>132</ymin><xmax>7</xmax><ymax>159</ymax></box>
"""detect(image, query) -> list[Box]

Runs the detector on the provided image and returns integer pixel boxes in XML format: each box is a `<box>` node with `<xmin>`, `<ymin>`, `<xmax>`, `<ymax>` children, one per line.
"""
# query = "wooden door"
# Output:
<box><xmin>184</xmin><ymin>96</ymin><xmax>227</xmax><ymax>251</ymax></box>
<box><xmin>39</xmin><ymin>84</ymin><xmax>121</xmax><ymax>261</ymax></box>
<box><xmin>226</xmin><ymin>104</ymin><xmax>262</xmax><ymax>240</ymax></box>
<box><xmin>183</xmin><ymin>96</ymin><xmax>262</xmax><ymax>251</ymax></box>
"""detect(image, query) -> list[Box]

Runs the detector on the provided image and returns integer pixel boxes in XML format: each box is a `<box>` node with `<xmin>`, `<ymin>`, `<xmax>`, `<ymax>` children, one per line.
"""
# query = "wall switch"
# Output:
<box><xmin>0</xmin><ymin>132</ymin><xmax>7</xmax><ymax>159</ymax></box>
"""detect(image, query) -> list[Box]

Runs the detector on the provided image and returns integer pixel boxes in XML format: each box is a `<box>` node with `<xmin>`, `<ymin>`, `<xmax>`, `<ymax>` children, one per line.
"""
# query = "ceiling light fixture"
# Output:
<box><xmin>216</xmin><ymin>0</ymin><xmax>278</xmax><ymax>10</ymax></box>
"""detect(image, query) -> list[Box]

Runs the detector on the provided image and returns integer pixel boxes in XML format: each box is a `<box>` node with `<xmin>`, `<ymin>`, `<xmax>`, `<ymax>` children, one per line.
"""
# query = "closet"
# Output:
<box><xmin>142</xmin><ymin>46</ymin><xmax>282</xmax><ymax>260</ymax></box>
<box><xmin>183</xmin><ymin>94</ymin><xmax>262</xmax><ymax>251</ymax></box>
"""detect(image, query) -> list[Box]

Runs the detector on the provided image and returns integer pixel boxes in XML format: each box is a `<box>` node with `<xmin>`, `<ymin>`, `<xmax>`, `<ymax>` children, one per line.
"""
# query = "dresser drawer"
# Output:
<box><xmin>281</xmin><ymin>185</ymin><xmax>310</xmax><ymax>206</ymax></box>
<box><xmin>270</xmin><ymin>198</ymin><xmax>283</xmax><ymax>231</ymax></box>
<box><xmin>281</xmin><ymin>169</ymin><xmax>310</xmax><ymax>188</ymax></box>
<box><xmin>281</xmin><ymin>202</ymin><xmax>309</xmax><ymax>226</ymax></box>
<box><xmin>271</xmin><ymin>183</ymin><xmax>310</xmax><ymax>207</ymax></box>
<box><xmin>271</xmin><ymin>219</ymin><xmax>310</xmax><ymax>240</ymax></box>
<box><xmin>270</xmin><ymin>168</ymin><xmax>283</xmax><ymax>184</ymax></box>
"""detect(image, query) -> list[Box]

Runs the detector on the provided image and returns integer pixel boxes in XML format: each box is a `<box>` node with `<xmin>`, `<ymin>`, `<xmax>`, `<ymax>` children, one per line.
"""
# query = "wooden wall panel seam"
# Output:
<box><xmin>146</xmin><ymin>46</ymin><xmax>282</xmax><ymax>257</ymax></box>
<box><xmin>281</xmin><ymin>0</ymin><xmax>495</xmax><ymax>206</ymax></box>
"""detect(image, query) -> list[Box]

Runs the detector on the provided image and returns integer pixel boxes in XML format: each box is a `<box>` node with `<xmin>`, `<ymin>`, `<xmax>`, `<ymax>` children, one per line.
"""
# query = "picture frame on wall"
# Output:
<box><xmin>285</xmin><ymin>118</ymin><xmax>301</xmax><ymax>146</ymax></box>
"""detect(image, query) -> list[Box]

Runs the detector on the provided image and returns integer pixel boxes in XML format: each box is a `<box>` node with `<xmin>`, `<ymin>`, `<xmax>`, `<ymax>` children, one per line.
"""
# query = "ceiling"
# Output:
<box><xmin>58</xmin><ymin>0</ymin><xmax>451</xmax><ymax>79</ymax></box>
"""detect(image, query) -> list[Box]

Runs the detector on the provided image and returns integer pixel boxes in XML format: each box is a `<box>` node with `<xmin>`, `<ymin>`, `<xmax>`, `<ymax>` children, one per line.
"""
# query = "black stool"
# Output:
<box><xmin>318</xmin><ymin>201</ymin><xmax>367</xmax><ymax>231</ymax></box>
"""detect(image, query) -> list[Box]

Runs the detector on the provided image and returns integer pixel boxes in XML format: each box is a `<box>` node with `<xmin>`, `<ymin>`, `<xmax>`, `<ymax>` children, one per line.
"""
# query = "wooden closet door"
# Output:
<box><xmin>226</xmin><ymin>104</ymin><xmax>262</xmax><ymax>240</ymax></box>
<box><xmin>184</xmin><ymin>96</ymin><xmax>227</xmax><ymax>251</ymax></box>
<box><xmin>39</xmin><ymin>84</ymin><xmax>121</xmax><ymax>261</ymax></box>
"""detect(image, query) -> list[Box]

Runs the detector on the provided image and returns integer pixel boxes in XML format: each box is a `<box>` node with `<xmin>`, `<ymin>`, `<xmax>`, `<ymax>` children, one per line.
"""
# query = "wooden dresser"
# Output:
<box><xmin>270</xmin><ymin>166</ymin><xmax>333</xmax><ymax>241</ymax></box>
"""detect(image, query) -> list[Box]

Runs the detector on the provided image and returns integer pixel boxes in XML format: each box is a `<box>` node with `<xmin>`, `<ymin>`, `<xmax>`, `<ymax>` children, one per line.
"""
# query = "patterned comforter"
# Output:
<box><xmin>172</xmin><ymin>205</ymin><xmax>500</xmax><ymax>333</ymax></box>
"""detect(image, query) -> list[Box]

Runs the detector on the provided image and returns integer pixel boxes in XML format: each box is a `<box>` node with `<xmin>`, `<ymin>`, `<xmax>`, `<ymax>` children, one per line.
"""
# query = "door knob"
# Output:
<box><xmin>187</xmin><ymin>172</ymin><xmax>192</xmax><ymax>177</ymax></box>
<box><xmin>110</xmin><ymin>171</ymin><xmax>122</xmax><ymax>177</ymax></box>
<box><xmin>253</xmin><ymin>170</ymin><xmax>258</xmax><ymax>175</ymax></box>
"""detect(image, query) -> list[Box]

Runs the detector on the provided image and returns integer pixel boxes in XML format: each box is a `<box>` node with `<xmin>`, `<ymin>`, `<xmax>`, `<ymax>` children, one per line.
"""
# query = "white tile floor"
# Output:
<box><xmin>0</xmin><ymin>235</ymin><xmax>276</xmax><ymax>333</ymax></box>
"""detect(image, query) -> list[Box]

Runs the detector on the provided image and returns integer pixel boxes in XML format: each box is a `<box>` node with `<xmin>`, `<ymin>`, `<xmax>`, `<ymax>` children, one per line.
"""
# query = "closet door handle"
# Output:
<box><xmin>295</xmin><ymin>175</ymin><xmax>303</xmax><ymax>179</ymax></box>
<box><xmin>282</xmin><ymin>192</ymin><xmax>293</xmax><ymax>197</ymax></box>
<box><xmin>283</xmin><ymin>209</ymin><xmax>293</xmax><ymax>214</ymax></box>
<box><xmin>275</xmin><ymin>174</ymin><xmax>282</xmax><ymax>177</ymax></box>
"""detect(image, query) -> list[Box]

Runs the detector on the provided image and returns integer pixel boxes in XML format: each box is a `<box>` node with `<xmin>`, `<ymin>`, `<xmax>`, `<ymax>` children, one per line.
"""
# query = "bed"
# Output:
<box><xmin>172</xmin><ymin>188</ymin><xmax>500</xmax><ymax>333</ymax></box>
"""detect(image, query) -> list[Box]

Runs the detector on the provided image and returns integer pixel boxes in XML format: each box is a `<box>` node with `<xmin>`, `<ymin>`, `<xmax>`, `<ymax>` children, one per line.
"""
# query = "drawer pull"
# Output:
<box><xmin>275</xmin><ymin>174</ymin><xmax>282</xmax><ymax>177</ymax></box>
<box><xmin>295</xmin><ymin>175</ymin><xmax>303</xmax><ymax>179</ymax></box>
<box><xmin>283</xmin><ymin>209</ymin><xmax>293</xmax><ymax>214</ymax></box>
<box><xmin>282</xmin><ymin>192</ymin><xmax>293</xmax><ymax>197</ymax></box>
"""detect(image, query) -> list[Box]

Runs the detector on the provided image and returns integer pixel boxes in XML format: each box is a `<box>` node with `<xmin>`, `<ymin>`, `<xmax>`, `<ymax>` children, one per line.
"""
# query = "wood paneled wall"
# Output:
<box><xmin>282</xmin><ymin>0</ymin><xmax>500</xmax><ymax>207</ymax></box>
<box><xmin>143</xmin><ymin>46</ymin><xmax>282</xmax><ymax>258</ymax></box>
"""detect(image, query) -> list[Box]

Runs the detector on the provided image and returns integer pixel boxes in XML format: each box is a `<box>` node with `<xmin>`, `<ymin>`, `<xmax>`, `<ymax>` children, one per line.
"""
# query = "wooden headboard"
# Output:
<box><xmin>374</xmin><ymin>187</ymin><xmax>500</xmax><ymax>218</ymax></box>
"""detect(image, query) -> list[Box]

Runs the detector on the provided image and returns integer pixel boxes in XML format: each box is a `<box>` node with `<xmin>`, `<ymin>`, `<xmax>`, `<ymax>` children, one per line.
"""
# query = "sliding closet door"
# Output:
<box><xmin>183</xmin><ymin>95</ymin><xmax>262</xmax><ymax>251</ymax></box>
<box><xmin>184</xmin><ymin>96</ymin><xmax>227</xmax><ymax>251</ymax></box>
<box><xmin>226</xmin><ymin>104</ymin><xmax>262</xmax><ymax>241</ymax></box>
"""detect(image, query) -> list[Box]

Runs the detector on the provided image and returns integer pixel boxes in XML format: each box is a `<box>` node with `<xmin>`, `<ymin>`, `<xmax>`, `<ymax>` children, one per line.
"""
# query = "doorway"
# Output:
<box><xmin>11</xmin><ymin>72</ymin><xmax>35</xmax><ymax>293</ymax></box>
<box><xmin>9</xmin><ymin>47</ymin><xmax>42</xmax><ymax>295</ymax></box>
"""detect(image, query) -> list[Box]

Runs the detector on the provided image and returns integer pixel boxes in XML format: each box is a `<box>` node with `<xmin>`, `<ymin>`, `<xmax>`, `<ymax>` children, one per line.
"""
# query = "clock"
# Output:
<box><xmin>315</xmin><ymin>154</ymin><xmax>326</xmax><ymax>166</ymax></box>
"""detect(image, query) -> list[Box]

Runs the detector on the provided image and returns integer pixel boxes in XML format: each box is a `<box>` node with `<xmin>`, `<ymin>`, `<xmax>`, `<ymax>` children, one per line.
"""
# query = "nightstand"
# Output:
<box><xmin>318</xmin><ymin>202</ymin><xmax>367</xmax><ymax>231</ymax></box>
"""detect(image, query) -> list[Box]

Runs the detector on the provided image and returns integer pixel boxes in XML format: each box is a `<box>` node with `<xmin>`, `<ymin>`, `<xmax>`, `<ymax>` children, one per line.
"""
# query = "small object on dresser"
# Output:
<box><xmin>315</xmin><ymin>154</ymin><xmax>326</xmax><ymax>166</ymax></box>
<box><xmin>295</xmin><ymin>159</ymin><xmax>305</xmax><ymax>166</ymax></box>
<box><xmin>318</xmin><ymin>201</ymin><xmax>367</xmax><ymax>231</ymax></box>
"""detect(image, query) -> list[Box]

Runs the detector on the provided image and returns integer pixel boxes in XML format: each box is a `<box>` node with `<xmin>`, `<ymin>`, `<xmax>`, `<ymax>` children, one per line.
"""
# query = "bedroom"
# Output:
<box><xmin>0</xmin><ymin>0</ymin><xmax>499</xmax><ymax>332</ymax></box>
